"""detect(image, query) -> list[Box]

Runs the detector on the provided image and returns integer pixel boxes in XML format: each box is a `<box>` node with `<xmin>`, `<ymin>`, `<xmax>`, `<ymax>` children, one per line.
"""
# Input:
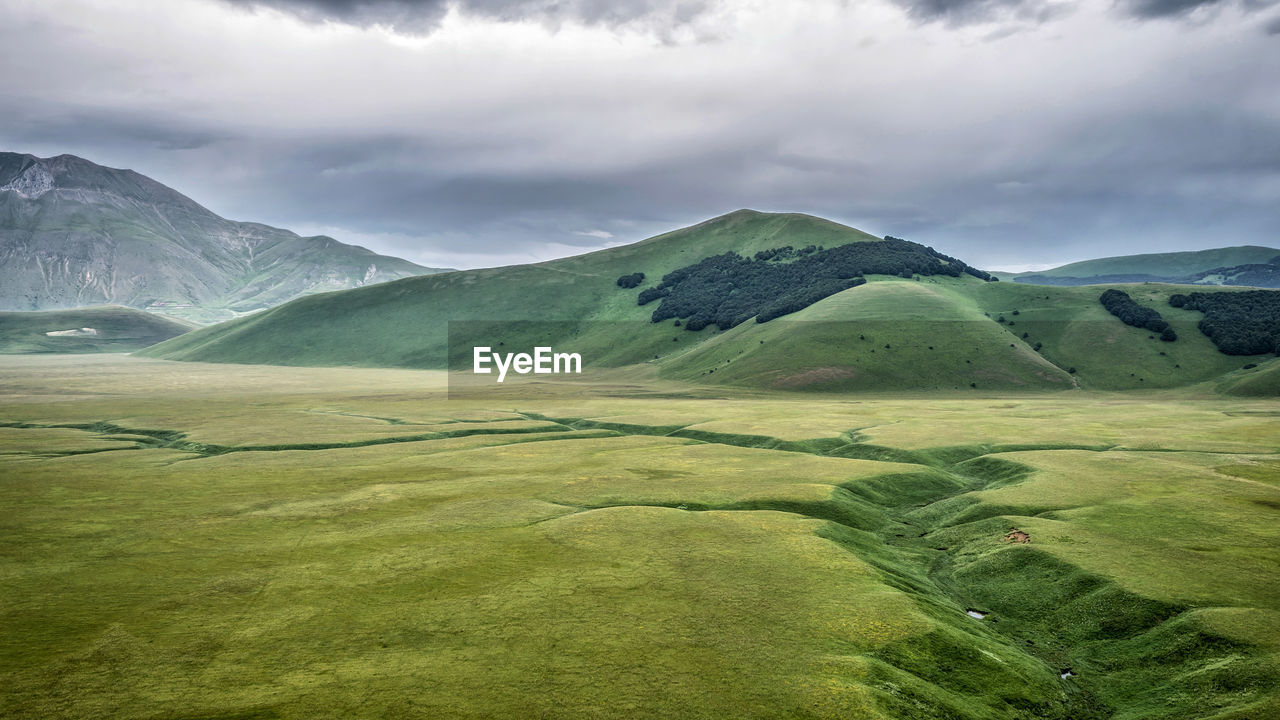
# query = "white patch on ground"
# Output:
<box><xmin>45</xmin><ymin>327</ymin><xmax>98</xmax><ymax>337</ymax></box>
<box><xmin>966</xmin><ymin>609</ymin><xmax>987</xmax><ymax>620</ymax></box>
<box><xmin>2</xmin><ymin>163</ymin><xmax>55</xmax><ymax>199</ymax></box>
<box><xmin>980</xmin><ymin>649</ymin><xmax>1006</xmax><ymax>664</ymax></box>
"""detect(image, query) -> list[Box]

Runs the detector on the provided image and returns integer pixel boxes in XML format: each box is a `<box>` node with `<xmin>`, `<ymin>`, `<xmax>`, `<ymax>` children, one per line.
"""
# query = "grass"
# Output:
<box><xmin>657</xmin><ymin>278</ymin><xmax>1072</xmax><ymax>392</ymax></box>
<box><xmin>0</xmin><ymin>305</ymin><xmax>191</xmax><ymax>354</ymax></box>
<box><xmin>1</xmin><ymin>355</ymin><xmax>1278</xmax><ymax>718</ymax></box>
<box><xmin>137</xmin><ymin>210</ymin><xmax>1278</xmax><ymax>395</ymax></box>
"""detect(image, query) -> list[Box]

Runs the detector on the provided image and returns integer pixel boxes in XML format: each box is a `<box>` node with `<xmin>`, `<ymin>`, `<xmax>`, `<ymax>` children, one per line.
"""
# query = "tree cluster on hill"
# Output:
<box><xmin>1100</xmin><ymin>289</ymin><xmax>1176</xmax><ymax>341</ymax></box>
<box><xmin>1169</xmin><ymin>290</ymin><xmax>1280</xmax><ymax>355</ymax></box>
<box><xmin>883</xmin><ymin>237</ymin><xmax>997</xmax><ymax>282</ymax></box>
<box><xmin>753</xmin><ymin>245</ymin><xmax>821</xmax><ymax>262</ymax></box>
<box><xmin>616</xmin><ymin>272</ymin><xmax>645</xmax><ymax>289</ymax></box>
<box><xmin>634</xmin><ymin>237</ymin><xmax>995</xmax><ymax>330</ymax></box>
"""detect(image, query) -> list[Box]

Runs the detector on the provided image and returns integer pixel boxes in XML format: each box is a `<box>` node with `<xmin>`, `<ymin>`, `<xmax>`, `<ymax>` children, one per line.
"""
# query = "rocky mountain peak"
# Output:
<box><xmin>0</xmin><ymin>160</ymin><xmax>54</xmax><ymax>199</ymax></box>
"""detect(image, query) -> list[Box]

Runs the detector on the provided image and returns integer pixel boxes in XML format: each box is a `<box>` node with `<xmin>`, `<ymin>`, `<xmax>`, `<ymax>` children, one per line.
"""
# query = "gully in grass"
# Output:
<box><xmin>472</xmin><ymin>346</ymin><xmax>583</xmax><ymax>382</ymax></box>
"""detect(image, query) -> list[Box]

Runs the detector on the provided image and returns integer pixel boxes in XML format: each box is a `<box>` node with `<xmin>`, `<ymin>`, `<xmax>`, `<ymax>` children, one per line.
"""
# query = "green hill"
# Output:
<box><xmin>654</xmin><ymin>276</ymin><xmax>1266</xmax><ymax>392</ymax></box>
<box><xmin>958</xmin><ymin>281</ymin><xmax>1267</xmax><ymax>390</ymax></box>
<box><xmin>1014</xmin><ymin>245</ymin><xmax>1280</xmax><ymax>287</ymax></box>
<box><xmin>1029</xmin><ymin>246</ymin><xmax>1279</xmax><ymax>279</ymax></box>
<box><xmin>143</xmin><ymin>211</ymin><xmax>1278</xmax><ymax>394</ymax></box>
<box><xmin>142</xmin><ymin>210</ymin><xmax>884</xmax><ymax>367</ymax></box>
<box><xmin>0</xmin><ymin>306</ymin><xmax>192</xmax><ymax>354</ymax></box>
<box><xmin>1218</xmin><ymin>358</ymin><xmax>1280</xmax><ymax>396</ymax></box>
<box><xmin>657</xmin><ymin>279</ymin><xmax>1072</xmax><ymax>392</ymax></box>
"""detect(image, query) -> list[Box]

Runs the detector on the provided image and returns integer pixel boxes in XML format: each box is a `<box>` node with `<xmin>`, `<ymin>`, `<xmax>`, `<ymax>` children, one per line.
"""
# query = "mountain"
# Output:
<box><xmin>0</xmin><ymin>306</ymin><xmax>191</xmax><ymax>354</ymax></box>
<box><xmin>144</xmin><ymin>209</ymin><xmax>886</xmax><ymax>367</ymax></box>
<box><xmin>1012</xmin><ymin>246</ymin><xmax>1280</xmax><ymax>287</ymax></box>
<box><xmin>0</xmin><ymin>152</ymin><xmax>447</xmax><ymax>323</ymax></box>
<box><xmin>142</xmin><ymin>209</ymin><xmax>1279</xmax><ymax>393</ymax></box>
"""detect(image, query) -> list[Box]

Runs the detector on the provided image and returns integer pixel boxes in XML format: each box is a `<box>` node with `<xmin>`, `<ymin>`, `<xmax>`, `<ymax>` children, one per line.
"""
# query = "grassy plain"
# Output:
<box><xmin>1</xmin><ymin>355</ymin><xmax>1278</xmax><ymax>719</ymax></box>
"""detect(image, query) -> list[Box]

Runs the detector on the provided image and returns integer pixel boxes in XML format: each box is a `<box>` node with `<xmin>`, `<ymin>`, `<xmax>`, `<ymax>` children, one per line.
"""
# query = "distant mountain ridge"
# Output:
<box><xmin>0</xmin><ymin>152</ymin><xmax>448</xmax><ymax>322</ymax></box>
<box><xmin>1013</xmin><ymin>246</ymin><xmax>1280</xmax><ymax>288</ymax></box>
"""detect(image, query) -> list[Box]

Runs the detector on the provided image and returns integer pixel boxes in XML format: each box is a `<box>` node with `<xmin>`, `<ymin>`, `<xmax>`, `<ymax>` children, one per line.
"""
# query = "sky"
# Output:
<box><xmin>1</xmin><ymin>0</ymin><xmax>1277</xmax><ymax>271</ymax></box>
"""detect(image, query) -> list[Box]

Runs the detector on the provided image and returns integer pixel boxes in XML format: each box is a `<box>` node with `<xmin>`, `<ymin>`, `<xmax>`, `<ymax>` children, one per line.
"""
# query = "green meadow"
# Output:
<box><xmin>2</xmin><ymin>355</ymin><xmax>1278</xmax><ymax>719</ymax></box>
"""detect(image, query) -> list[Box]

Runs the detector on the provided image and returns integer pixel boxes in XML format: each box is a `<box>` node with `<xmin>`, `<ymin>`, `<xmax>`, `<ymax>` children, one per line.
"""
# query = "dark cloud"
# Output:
<box><xmin>221</xmin><ymin>0</ymin><xmax>446</xmax><ymax>29</ymax></box>
<box><xmin>889</xmin><ymin>0</ymin><xmax>1070</xmax><ymax>24</ymax></box>
<box><xmin>1266</xmin><ymin>12</ymin><xmax>1280</xmax><ymax>31</ymax></box>
<box><xmin>1123</xmin><ymin>0</ymin><xmax>1220</xmax><ymax>18</ymax></box>
<box><xmin>1120</xmin><ymin>0</ymin><xmax>1278</xmax><ymax>19</ymax></box>
<box><xmin>893</xmin><ymin>0</ymin><xmax>1277</xmax><ymax>24</ymax></box>
<box><xmin>219</xmin><ymin>0</ymin><xmax>715</xmax><ymax>32</ymax></box>
<box><xmin>3</xmin><ymin>107</ymin><xmax>226</xmax><ymax>153</ymax></box>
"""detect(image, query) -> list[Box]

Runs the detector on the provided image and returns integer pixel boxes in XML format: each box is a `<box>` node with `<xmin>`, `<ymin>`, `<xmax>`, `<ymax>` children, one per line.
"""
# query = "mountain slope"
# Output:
<box><xmin>0</xmin><ymin>306</ymin><xmax>191</xmax><ymax>354</ymax></box>
<box><xmin>144</xmin><ymin>210</ymin><xmax>1278</xmax><ymax>393</ymax></box>
<box><xmin>658</xmin><ymin>279</ymin><xmax>1072</xmax><ymax>392</ymax></box>
<box><xmin>654</xmin><ymin>276</ymin><xmax>1268</xmax><ymax>392</ymax></box>
<box><xmin>1013</xmin><ymin>246</ymin><xmax>1280</xmax><ymax>287</ymax></box>
<box><xmin>142</xmin><ymin>210</ymin><xmax>895</xmax><ymax>367</ymax></box>
<box><xmin>0</xmin><ymin>152</ymin><xmax>446</xmax><ymax>322</ymax></box>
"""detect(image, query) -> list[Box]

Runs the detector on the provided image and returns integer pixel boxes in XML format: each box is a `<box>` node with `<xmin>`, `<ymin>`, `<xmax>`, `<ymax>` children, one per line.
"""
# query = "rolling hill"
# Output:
<box><xmin>143</xmin><ymin>209</ymin><xmax>1279</xmax><ymax>393</ymax></box>
<box><xmin>0</xmin><ymin>152</ymin><xmax>448</xmax><ymax>322</ymax></box>
<box><xmin>142</xmin><ymin>210</ymin><xmax>886</xmax><ymax>369</ymax></box>
<box><xmin>1012</xmin><ymin>245</ymin><xmax>1280</xmax><ymax>287</ymax></box>
<box><xmin>0</xmin><ymin>306</ymin><xmax>191</xmax><ymax>354</ymax></box>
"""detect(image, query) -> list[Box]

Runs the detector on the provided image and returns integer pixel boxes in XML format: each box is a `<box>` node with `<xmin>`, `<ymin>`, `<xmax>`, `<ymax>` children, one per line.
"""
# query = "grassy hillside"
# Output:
<box><xmin>0</xmin><ymin>306</ymin><xmax>191</xmax><ymax>354</ymax></box>
<box><xmin>650</xmin><ymin>277</ymin><xmax>1271</xmax><ymax>392</ymax></box>
<box><xmin>142</xmin><ymin>210</ymin><xmax>884</xmax><ymax>367</ymax></box>
<box><xmin>657</xmin><ymin>278</ymin><xmax>1072</xmax><ymax>392</ymax></box>
<box><xmin>1025</xmin><ymin>246</ymin><xmax>1279</xmax><ymax>280</ymax></box>
<box><xmin>959</xmin><ymin>281</ymin><xmax>1269</xmax><ymax>391</ymax></box>
<box><xmin>1218</xmin><ymin>358</ymin><xmax>1280</xmax><ymax>396</ymax></box>
<box><xmin>143</xmin><ymin>211</ymin><xmax>1278</xmax><ymax>393</ymax></box>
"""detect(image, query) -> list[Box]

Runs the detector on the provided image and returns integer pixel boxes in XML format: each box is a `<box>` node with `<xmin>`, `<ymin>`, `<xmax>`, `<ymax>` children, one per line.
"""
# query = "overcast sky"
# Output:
<box><xmin>1</xmin><ymin>0</ymin><xmax>1277</xmax><ymax>271</ymax></box>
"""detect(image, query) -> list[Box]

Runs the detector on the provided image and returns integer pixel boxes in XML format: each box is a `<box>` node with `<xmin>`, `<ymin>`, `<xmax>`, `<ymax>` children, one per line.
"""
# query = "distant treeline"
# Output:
<box><xmin>1099</xmin><ymin>289</ymin><xmax>1176</xmax><ymax>341</ymax></box>
<box><xmin>1170</xmin><ymin>290</ymin><xmax>1280</xmax><ymax>355</ymax></box>
<box><xmin>630</xmin><ymin>237</ymin><xmax>995</xmax><ymax>331</ymax></box>
<box><xmin>1022</xmin><ymin>274</ymin><xmax>1170</xmax><ymax>286</ymax></box>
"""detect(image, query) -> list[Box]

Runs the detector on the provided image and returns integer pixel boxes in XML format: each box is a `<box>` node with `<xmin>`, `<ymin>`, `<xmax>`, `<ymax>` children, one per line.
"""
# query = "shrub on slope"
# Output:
<box><xmin>1099</xmin><ymin>289</ymin><xmax>1176</xmax><ymax>341</ymax></box>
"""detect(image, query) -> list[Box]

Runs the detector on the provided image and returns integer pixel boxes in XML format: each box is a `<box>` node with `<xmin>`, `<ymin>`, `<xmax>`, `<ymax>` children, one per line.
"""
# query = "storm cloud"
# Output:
<box><xmin>219</xmin><ymin>0</ymin><xmax>717</xmax><ymax>33</ymax></box>
<box><xmin>0</xmin><ymin>0</ymin><xmax>1276</xmax><ymax>271</ymax></box>
<box><xmin>888</xmin><ymin>0</ymin><xmax>1069</xmax><ymax>25</ymax></box>
<box><xmin>1121</xmin><ymin>0</ymin><xmax>1278</xmax><ymax>19</ymax></box>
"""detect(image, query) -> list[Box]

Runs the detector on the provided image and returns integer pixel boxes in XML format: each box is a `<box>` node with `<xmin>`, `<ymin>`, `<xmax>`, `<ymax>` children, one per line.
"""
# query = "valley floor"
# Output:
<box><xmin>1</xmin><ymin>355</ymin><xmax>1278</xmax><ymax>719</ymax></box>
